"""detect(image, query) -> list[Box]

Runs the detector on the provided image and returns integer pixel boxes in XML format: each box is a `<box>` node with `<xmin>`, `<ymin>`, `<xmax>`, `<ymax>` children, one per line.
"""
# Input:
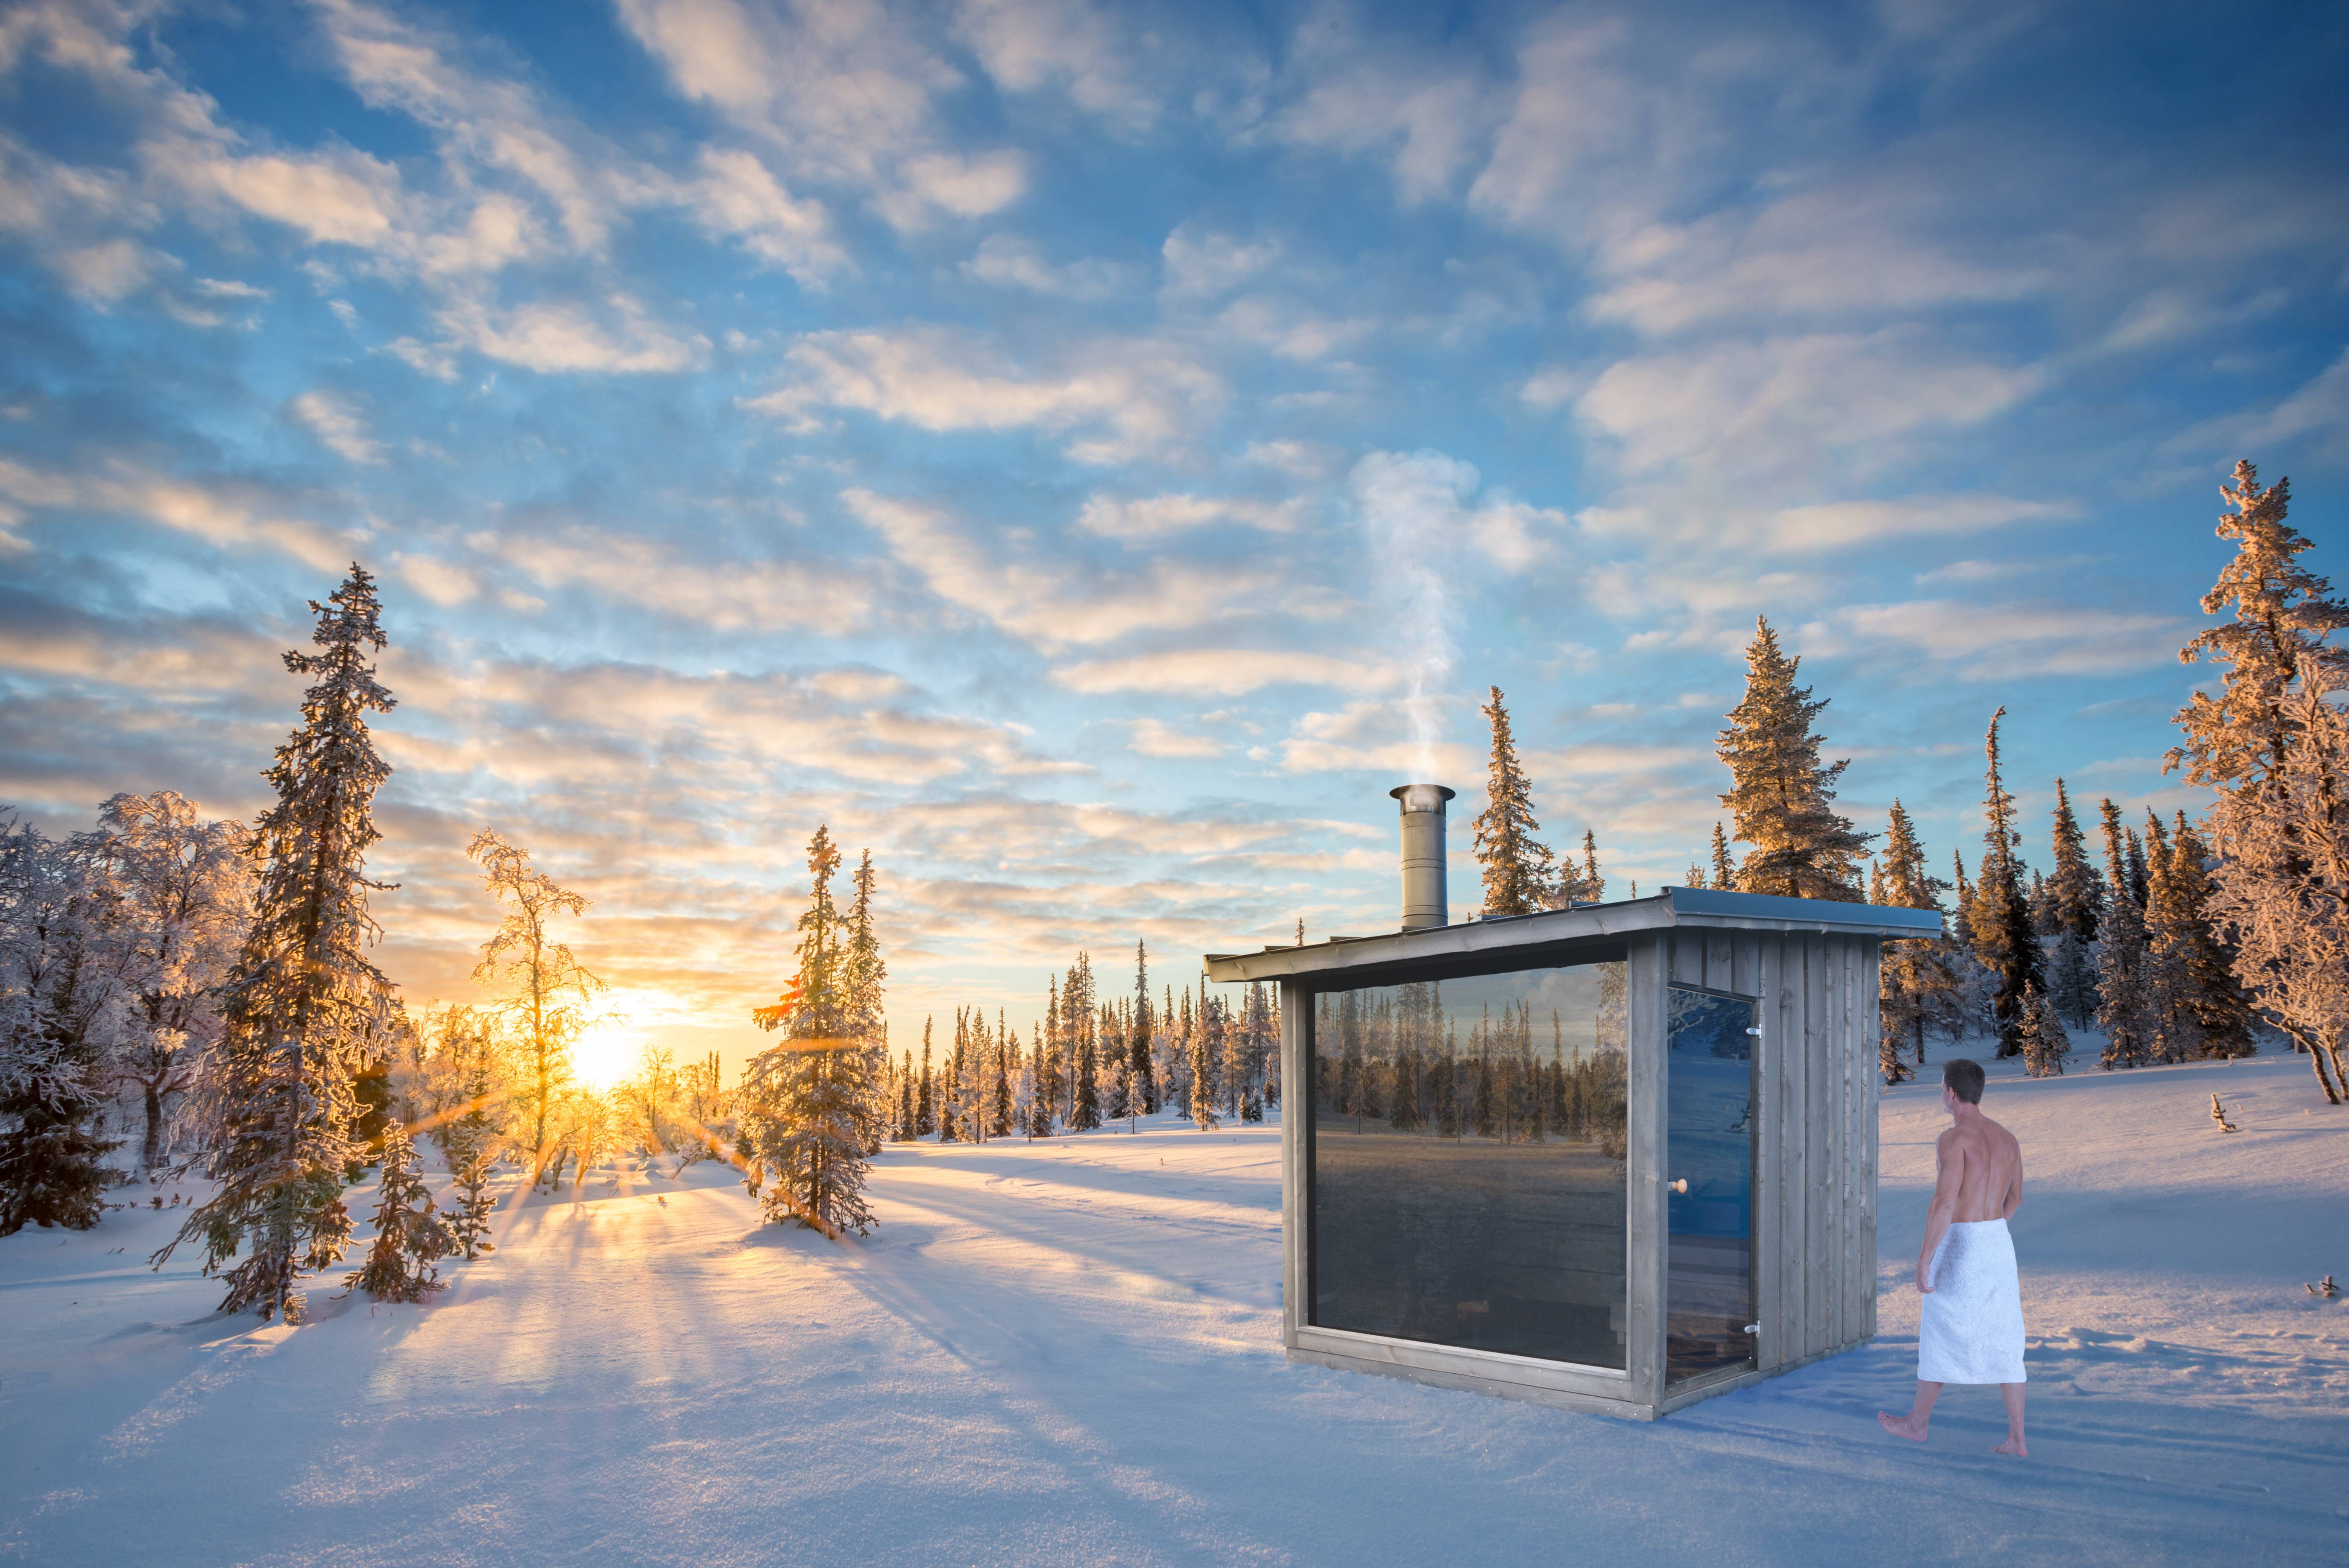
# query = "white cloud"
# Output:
<box><xmin>686</xmin><ymin>147</ymin><xmax>845</xmax><ymax>283</ymax></box>
<box><xmin>961</xmin><ymin>234</ymin><xmax>1131</xmax><ymax>299</ymax></box>
<box><xmin>955</xmin><ymin>0</ymin><xmax>1156</xmax><ymax>132</ymax></box>
<box><xmin>1052</xmin><ymin>648</ymin><xmax>1396</xmax><ymax>697</ymax></box>
<box><xmin>1241</xmin><ymin>439</ymin><xmax>1336</xmax><ymax>479</ymax></box>
<box><xmin>394</xmin><ymin>552</ymin><xmax>478</xmax><ymax>606</ymax></box>
<box><xmin>309</xmin><ymin>0</ymin><xmax>625</xmax><ymax>252</ymax></box>
<box><xmin>490</xmin><ymin>527</ymin><xmax>868</xmax><ymax>633</ymax></box>
<box><xmin>879</xmin><ymin>150</ymin><xmax>1026</xmax><ymax>227</ymax></box>
<box><xmin>1804</xmin><ymin>599</ymin><xmax>2194</xmax><ymax>679</ymax></box>
<box><xmin>1574</xmin><ymin>330</ymin><xmax>2044</xmax><ymax>481</ymax></box>
<box><xmin>0</xmin><ymin>458</ymin><xmax>358</xmax><ymax>573</ymax></box>
<box><xmin>754</xmin><ymin>328</ymin><xmax>1220</xmax><ymax>462</ymax></box>
<box><xmin>2171</xmin><ymin>345</ymin><xmax>2349</xmax><ymax>460</ymax></box>
<box><xmin>1126</xmin><ymin>717</ymin><xmax>1225</xmax><ymax>759</ymax></box>
<box><xmin>845</xmin><ymin>489</ymin><xmax>1259</xmax><ymax>652</ymax></box>
<box><xmin>1761</xmin><ymin>494</ymin><xmax>2077</xmax><ymax>551</ymax></box>
<box><xmin>1215</xmin><ymin>295</ymin><xmax>1374</xmax><ymax>362</ymax></box>
<box><xmin>619</xmin><ymin>0</ymin><xmax>1027</xmax><ymax>230</ymax></box>
<box><xmin>436</xmin><ymin>293</ymin><xmax>707</xmax><ymax>375</ymax></box>
<box><xmin>1075</xmin><ymin>492</ymin><xmax>1304</xmax><ymax>541</ymax></box>
<box><xmin>1268</xmin><ymin>17</ymin><xmax>1494</xmax><ymax>206</ymax></box>
<box><xmin>1161</xmin><ymin>226</ymin><xmax>1278</xmax><ymax>298</ymax></box>
<box><xmin>288</xmin><ymin>389</ymin><xmax>387</xmax><ymax>465</ymax></box>
<box><xmin>201</xmin><ymin>148</ymin><xmax>404</xmax><ymax>246</ymax></box>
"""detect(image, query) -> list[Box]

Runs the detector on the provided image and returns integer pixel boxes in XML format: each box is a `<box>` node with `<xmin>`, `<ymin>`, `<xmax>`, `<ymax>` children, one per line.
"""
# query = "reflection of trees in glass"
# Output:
<box><xmin>1317</xmin><ymin>963</ymin><xmax>1627</xmax><ymax>1159</ymax></box>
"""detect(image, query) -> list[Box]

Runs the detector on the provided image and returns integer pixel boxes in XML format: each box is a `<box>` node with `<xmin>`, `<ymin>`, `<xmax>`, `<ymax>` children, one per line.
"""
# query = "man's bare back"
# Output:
<box><xmin>1933</xmin><ymin>1111</ymin><xmax>2023</xmax><ymax>1228</ymax></box>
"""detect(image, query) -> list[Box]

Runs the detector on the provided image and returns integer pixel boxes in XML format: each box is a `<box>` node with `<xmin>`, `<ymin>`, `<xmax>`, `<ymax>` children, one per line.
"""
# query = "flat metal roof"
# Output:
<box><xmin>1203</xmin><ymin>885</ymin><xmax>1943</xmax><ymax>983</ymax></box>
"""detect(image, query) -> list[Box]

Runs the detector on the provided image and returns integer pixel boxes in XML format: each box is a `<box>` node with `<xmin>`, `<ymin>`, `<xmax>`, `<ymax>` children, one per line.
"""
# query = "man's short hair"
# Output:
<box><xmin>1943</xmin><ymin>1058</ymin><xmax>1985</xmax><ymax>1105</ymax></box>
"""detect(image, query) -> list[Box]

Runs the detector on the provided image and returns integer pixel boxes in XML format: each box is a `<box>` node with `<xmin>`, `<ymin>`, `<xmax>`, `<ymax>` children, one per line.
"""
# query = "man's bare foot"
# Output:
<box><xmin>1878</xmin><ymin>1411</ymin><xmax>1928</xmax><ymax>1442</ymax></box>
<box><xmin>1993</xmin><ymin>1435</ymin><xmax>2028</xmax><ymax>1457</ymax></box>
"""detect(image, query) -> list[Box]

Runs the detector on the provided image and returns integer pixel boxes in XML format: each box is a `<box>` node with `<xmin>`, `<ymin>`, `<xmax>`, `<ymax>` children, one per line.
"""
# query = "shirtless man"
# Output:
<box><xmin>1878</xmin><ymin>1058</ymin><xmax>2029</xmax><ymax>1457</ymax></box>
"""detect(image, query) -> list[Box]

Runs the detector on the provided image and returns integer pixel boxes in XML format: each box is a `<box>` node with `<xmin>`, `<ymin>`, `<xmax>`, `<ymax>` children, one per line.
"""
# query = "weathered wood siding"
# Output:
<box><xmin>1661</xmin><ymin>927</ymin><xmax>1879</xmax><ymax>1369</ymax></box>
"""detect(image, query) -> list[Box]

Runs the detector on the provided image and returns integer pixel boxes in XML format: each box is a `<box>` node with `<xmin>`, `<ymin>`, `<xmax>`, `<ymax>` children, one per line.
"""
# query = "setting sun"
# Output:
<box><xmin>571</xmin><ymin>1017</ymin><xmax>644</xmax><ymax>1093</ymax></box>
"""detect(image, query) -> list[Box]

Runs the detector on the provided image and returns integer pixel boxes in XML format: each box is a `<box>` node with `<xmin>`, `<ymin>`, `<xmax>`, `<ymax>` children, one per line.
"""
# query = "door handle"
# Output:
<box><xmin>1668</xmin><ymin>1178</ymin><xmax>1688</xmax><ymax>1194</ymax></box>
<box><xmin>1744</xmin><ymin>1323</ymin><xmax>1760</xmax><ymax>1334</ymax></box>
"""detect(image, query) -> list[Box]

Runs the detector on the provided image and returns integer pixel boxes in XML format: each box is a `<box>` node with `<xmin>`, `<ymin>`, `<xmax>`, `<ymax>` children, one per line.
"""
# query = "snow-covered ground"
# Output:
<box><xmin>3</xmin><ymin>1050</ymin><xmax>2342</xmax><ymax>1566</ymax></box>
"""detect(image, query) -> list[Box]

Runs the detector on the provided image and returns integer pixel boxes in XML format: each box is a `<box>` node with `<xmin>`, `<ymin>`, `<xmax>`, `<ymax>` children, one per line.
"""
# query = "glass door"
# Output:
<box><xmin>1665</xmin><ymin>985</ymin><xmax>1757</xmax><ymax>1385</ymax></box>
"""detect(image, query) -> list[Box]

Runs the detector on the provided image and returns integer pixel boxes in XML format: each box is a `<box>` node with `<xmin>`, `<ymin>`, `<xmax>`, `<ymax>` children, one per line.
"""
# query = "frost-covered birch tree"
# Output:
<box><xmin>2206</xmin><ymin>665</ymin><xmax>2349</xmax><ymax>1100</ymax></box>
<box><xmin>467</xmin><ymin>829</ymin><xmax>604</xmax><ymax>1188</ymax></box>
<box><xmin>80</xmin><ymin>793</ymin><xmax>254</xmax><ymax>1173</ymax></box>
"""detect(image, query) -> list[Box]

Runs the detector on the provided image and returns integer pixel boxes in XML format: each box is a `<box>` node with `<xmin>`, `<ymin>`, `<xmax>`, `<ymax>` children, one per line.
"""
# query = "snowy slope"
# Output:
<box><xmin>2</xmin><ymin>1051</ymin><xmax>2342</xmax><ymax>1567</ymax></box>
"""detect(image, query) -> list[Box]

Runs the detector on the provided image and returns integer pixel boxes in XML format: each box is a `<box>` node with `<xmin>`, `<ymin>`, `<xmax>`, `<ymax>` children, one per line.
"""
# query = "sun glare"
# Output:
<box><xmin>571</xmin><ymin>1018</ymin><xmax>644</xmax><ymax>1093</ymax></box>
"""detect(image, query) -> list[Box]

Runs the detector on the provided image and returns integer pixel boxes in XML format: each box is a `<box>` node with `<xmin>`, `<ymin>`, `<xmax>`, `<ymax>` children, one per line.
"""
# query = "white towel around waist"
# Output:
<box><xmin>1918</xmin><ymin>1217</ymin><xmax>2026</xmax><ymax>1385</ymax></box>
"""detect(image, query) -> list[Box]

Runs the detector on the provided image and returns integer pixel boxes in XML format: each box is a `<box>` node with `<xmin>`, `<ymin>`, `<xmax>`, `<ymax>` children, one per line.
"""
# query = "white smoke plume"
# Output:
<box><xmin>1352</xmin><ymin>449</ymin><xmax>1477</xmax><ymax>781</ymax></box>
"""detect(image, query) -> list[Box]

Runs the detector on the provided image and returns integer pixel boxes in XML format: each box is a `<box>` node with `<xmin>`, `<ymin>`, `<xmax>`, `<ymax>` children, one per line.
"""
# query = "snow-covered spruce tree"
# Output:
<box><xmin>437</xmin><ymin>1040</ymin><xmax>499</xmax><ymax>1261</ymax></box>
<box><xmin>2151</xmin><ymin>811</ymin><xmax>2256</xmax><ymax>1059</ymax></box>
<box><xmin>1026</xmin><ymin>1024</ymin><xmax>1052</xmax><ymax>1137</ymax></box>
<box><xmin>990</xmin><ymin>1012</ymin><xmax>1013</xmax><ymax>1138</ymax></box>
<box><xmin>2015</xmin><ymin>981</ymin><xmax>2070</xmax><ymax>1079</ymax></box>
<box><xmin>915</xmin><ymin>1019</ymin><xmax>935</xmax><ymax>1136</ymax></box>
<box><xmin>1708</xmin><ymin>823</ymin><xmax>1735</xmax><ymax>892</ymax></box>
<box><xmin>1070</xmin><ymin>1006</ymin><xmax>1102</xmax><ymax>1132</ymax></box>
<box><xmin>346</xmin><ymin>1123</ymin><xmax>449</xmax><ymax>1302</ymax></box>
<box><xmin>1129</xmin><ymin>940</ymin><xmax>1157</xmax><ymax>1116</ymax></box>
<box><xmin>79</xmin><ymin>792</ymin><xmax>254</xmax><ymax>1173</ymax></box>
<box><xmin>1969</xmin><ymin>709</ymin><xmax>2045</xmax><ymax>1057</ymax></box>
<box><xmin>2044</xmin><ymin>780</ymin><xmax>2104</xmax><ymax>1028</ymax></box>
<box><xmin>1190</xmin><ymin>992</ymin><xmax>1221</xmax><ymax>1129</ymax></box>
<box><xmin>2166</xmin><ymin>464</ymin><xmax>2349</xmax><ymax>1097</ymax></box>
<box><xmin>1569</xmin><ymin>831</ymin><xmax>1607</xmax><ymax>905</ymax></box>
<box><xmin>742</xmin><ymin>827</ymin><xmax>876</xmax><ymax>1237</ymax></box>
<box><xmin>1037</xmin><ymin>980</ymin><xmax>1061</xmax><ymax>1132</ymax></box>
<box><xmin>1716</xmin><ymin>617</ymin><xmax>1870</xmax><ymax>900</ymax></box>
<box><xmin>467</xmin><ymin>829</ymin><xmax>604</xmax><ymax>1188</ymax></box>
<box><xmin>1875</xmin><ymin>801</ymin><xmax>1960</xmax><ymax>1080</ymax></box>
<box><xmin>1237</xmin><ymin>983</ymin><xmax>1270</xmax><ymax>1122</ymax></box>
<box><xmin>844</xmin><ymin>849</ymin><xmax>888</xmax><ymax>1156</ymax></box>
<box><xmin>1157</xmin><ymin>983</ymin><xmax>1188</xmax><ymax>1120</ymax></box>
<box><xmin>0</xmin><ymin>817</ymin><xmax>125</xmax><ymax>1234</ymax></box>
<box><xmin>2205</xmin><ymin>664</ymin><xmax>2349</xmax><ymax>1101</ymax></box>
<box><xmin>155</xmin><ymin>566</ymin><xmax>398</xmax><ymax>1320</ymax></box>
<box><xmin>1473</xmin><ymin>686</ymin><xmax>1556</xmax><ymax>917</ymax></box>
<box><xmin>940</xmin><ymin>1009</ymin><xmax>966</xmax><ymax>1142</ymax></box>
<box><xmin>2138</xmin><ymin>815</ymin><xmax>2197</xmax><ymax>1062</ymax></box>
<box><xmin>2167</xmin><ymin>461</ymin><xmax>2349</xmax><ymax>800</ymax></box>
<box><xmin>2094</xmin><ymin>802</ymin><xmax>2155</xmax><ymax>1070</ymax></box>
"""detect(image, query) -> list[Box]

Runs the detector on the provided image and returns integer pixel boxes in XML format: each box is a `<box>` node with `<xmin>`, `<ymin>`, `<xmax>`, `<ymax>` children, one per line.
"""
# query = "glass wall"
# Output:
<box><xmin>1309</xmin><ymin>958</ymin><xmax>1630</xmax><ymax>1368</ymax></box>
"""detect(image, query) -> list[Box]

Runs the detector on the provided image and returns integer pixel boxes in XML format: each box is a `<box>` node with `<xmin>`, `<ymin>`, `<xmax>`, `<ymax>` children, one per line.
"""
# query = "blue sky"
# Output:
<box><xmin>2</xmin><ymin>0</ymin><xmax>2344</xmax><ymax>1071</ymax></box>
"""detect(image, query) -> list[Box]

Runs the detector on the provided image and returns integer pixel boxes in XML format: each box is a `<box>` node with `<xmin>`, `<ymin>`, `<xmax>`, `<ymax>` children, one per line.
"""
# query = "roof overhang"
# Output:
<box><xmin>1203</xmin><ymin>886</ymin><xmax>1943</xmax><ymax>985</ymax></box>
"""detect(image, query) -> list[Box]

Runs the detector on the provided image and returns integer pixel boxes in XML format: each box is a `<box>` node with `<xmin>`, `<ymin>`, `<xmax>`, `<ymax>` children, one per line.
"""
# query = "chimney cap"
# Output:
<box><xmin>1389</xmin><ymin>783</ymin><xmax>1456</xmax><ymax>807</ymax></box>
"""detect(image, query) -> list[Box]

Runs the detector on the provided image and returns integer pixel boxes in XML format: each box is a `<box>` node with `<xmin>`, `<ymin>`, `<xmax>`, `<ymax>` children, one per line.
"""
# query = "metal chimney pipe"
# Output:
<box><xmin>1390</xmin><ymin>783</ymin><xmax>1455</xmax><ymax>931</ymax></box>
